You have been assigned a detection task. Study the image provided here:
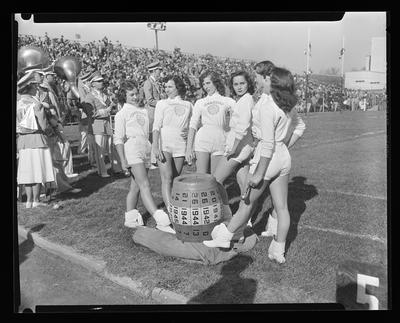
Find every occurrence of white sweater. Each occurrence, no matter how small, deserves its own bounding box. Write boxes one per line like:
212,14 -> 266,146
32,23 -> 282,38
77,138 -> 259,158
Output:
255,93 -> 306,158
189,92 -> 236,130
152,96 -> 192,133
113,103 -> 149,145
228,93 -> 254,140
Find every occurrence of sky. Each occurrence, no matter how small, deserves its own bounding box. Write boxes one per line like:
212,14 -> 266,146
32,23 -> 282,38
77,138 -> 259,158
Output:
14,12 -> 387,75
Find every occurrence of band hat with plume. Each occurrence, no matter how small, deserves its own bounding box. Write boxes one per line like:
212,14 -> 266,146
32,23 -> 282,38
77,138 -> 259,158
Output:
17,70 -> 39,90
22,63 -> 46,75
90,71 -> 104,83
42,64 -> 56,76
146,60 -> 161,71
80,71 -> 94,82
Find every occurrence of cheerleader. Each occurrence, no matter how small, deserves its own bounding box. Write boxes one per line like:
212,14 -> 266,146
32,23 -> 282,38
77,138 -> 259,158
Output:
16,70 -> 55,208
185,71 -> 235,175
152,76 -> 192,208
204,67 -> 306,264
113,80 -> 175,234
213,70 -> 255,196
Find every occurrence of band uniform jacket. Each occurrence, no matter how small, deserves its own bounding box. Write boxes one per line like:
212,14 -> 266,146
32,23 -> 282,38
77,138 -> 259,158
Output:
143,77 -> 162,109
82,89 -> 112,136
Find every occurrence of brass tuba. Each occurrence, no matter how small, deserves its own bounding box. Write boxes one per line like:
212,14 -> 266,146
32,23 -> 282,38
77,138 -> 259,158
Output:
54,56 -> 82,99
17,45 -> 51,75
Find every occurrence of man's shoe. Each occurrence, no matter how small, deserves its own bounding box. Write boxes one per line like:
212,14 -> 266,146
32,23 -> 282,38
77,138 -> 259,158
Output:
32,201 -> 48,208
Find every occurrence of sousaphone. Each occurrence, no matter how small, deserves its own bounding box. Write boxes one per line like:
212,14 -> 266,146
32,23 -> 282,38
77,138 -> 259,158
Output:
54,56 -> 82,99
17,45 -> 51,75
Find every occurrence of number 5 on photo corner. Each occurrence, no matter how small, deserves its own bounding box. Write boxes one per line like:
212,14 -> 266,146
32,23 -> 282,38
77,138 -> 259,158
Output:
336,260 -> 388,310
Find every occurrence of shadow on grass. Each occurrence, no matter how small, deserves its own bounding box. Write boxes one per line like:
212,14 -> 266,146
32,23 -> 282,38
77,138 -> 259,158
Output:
187,254 -> 257,304
286,176 -> 318,248
231,176 -> 318,251
48,171 -> 126,203
19,223 -> 46,265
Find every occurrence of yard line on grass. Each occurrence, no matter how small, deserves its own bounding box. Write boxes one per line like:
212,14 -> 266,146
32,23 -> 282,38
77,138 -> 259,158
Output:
295,130 -> 386,150
299,224 -> 387,244
318,188 -> 386,201
289,185 -> 387,201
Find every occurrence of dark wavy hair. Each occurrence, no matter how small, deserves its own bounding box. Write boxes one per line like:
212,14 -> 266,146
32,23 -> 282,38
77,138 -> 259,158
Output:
254,60 -> 275,78
199,70 -> 226,96
229,70 -> 255,97
116,80 -> 139,105
165,75 -> 187,98
269,67 -> 298,113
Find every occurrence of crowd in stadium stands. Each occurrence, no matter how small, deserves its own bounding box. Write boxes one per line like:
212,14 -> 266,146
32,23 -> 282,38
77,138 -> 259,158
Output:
18,34 -> 387,124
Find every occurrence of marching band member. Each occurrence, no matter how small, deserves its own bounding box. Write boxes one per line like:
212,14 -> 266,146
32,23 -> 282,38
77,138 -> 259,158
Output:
41,67 -> 77,178
143,61 -> 164,135
76,70 -> 95,162
82,71 -> 122,177
17,70 -> 55,208
213,70 -> 256,196
204,68 -> 306,265
37,69 -> 82,195
152,75 -> 193,208
114,80 -> 175,234
185,70 -> 235,175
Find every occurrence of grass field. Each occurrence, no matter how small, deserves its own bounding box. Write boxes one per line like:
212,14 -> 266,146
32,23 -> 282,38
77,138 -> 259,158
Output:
16,110 -> 388,308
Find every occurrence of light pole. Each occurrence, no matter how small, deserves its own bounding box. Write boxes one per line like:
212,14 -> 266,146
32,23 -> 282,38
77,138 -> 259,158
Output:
147,22 -> 166,51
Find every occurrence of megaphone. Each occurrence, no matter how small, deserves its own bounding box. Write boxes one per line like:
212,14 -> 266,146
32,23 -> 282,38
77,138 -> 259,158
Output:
54,56 -> 82,99
17,46 -> 51,75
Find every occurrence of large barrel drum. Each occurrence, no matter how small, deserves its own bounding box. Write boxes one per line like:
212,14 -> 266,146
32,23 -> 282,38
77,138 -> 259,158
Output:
169,173 -> 223,242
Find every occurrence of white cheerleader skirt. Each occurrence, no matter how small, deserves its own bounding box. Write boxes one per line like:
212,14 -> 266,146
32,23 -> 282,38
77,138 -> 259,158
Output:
194,124 -> 226,156
124,136 -> 152,168
17,147 -> 55,184
160,126 -> 186,158
249,141 -> 291,180
225,130 -> 255,163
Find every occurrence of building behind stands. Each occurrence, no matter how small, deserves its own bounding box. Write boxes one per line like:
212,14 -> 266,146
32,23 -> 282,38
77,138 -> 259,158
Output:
345,37 -> 386,91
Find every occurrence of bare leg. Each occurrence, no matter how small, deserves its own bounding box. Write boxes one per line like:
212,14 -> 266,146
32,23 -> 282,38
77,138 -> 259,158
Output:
130,163 -> 158,215
32,183 -> 42,202
236,164 -> 250,196
157,151 -> 174,208
172,156 -> 185,176
269,174 -> 290,242
24,184 -> 33,202
195,151 -> 210,174
213,155 -> 240,185
210,154 -> 223,176
227,180 -> 270,233
126,175 -> 140,211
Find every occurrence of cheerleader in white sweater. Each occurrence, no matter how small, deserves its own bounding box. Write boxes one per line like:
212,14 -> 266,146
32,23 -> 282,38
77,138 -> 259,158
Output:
204,68 -> 306,264
152,76 -> 193,208
185,71 -> 235,175
114,80 -> 175,234
214,70 -> 256,195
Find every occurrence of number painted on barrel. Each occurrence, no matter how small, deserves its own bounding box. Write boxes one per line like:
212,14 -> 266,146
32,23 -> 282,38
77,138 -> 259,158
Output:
356,273 -> 379,310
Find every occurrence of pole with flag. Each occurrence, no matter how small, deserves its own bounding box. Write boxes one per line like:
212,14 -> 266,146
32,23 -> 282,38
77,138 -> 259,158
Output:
339,36 -> 345,99
305,28 -> 311,114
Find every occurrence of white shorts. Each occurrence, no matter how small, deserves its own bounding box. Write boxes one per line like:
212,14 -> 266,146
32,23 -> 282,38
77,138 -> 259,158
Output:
249,142 -> 291,180
194,125 -> 226,156
225,131 -> 255,163
124,136 -> 152,168
160,127 -> 186,158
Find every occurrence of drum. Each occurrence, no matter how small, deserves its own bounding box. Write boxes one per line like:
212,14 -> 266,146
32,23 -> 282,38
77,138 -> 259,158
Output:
169,173 -> 223,242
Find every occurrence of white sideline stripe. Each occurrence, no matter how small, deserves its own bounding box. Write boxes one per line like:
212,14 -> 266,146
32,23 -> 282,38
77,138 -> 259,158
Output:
297,130 -> 386,149
299,224 -> 387,244
311,188 -> 386,201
